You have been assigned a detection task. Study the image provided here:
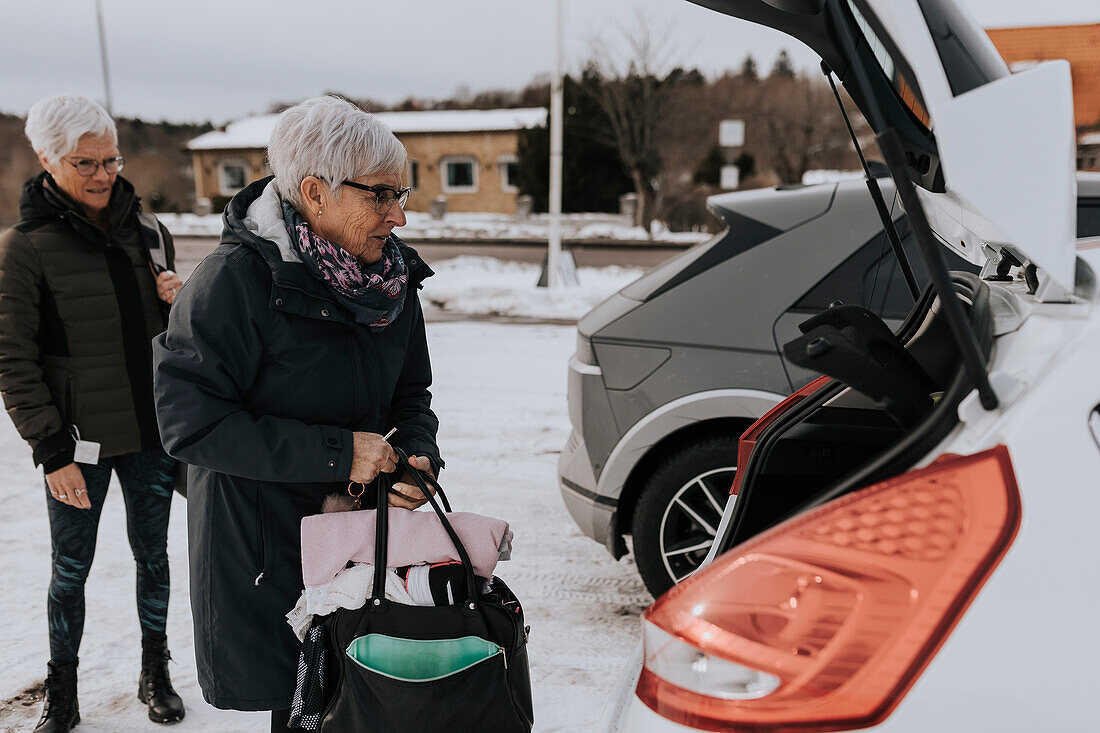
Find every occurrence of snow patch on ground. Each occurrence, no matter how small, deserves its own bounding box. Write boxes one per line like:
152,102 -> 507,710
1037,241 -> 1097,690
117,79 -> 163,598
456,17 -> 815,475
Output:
157,210 -> 712,244
421,256 -> 643,321
0,322 -> 648,732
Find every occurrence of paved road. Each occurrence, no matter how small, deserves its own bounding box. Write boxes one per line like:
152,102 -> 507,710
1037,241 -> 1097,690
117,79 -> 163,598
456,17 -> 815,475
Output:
173,236 -> 692,280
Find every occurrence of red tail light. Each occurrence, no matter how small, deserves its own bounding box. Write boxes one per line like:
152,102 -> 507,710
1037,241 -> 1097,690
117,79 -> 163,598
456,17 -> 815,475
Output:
730,376 -> 832,496
638,445 -> 1022,732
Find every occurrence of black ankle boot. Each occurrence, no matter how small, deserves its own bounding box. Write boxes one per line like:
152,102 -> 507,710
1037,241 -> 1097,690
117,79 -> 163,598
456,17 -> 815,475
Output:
35,659 -> 80,732
138,636 -> 185,724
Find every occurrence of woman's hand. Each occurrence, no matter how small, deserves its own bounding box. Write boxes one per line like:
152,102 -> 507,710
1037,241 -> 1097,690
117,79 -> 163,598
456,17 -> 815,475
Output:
46,463 -> 91,510
155,270 -> 184,305
389,455 -> 435,510
349,432 -> 398,483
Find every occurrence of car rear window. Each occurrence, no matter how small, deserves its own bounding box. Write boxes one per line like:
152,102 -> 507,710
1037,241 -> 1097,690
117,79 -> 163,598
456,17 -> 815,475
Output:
792,217 -> 977,319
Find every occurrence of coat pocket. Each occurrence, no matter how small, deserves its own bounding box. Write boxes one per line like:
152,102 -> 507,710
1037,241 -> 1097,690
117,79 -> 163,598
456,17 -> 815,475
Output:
323,638 -> 526,733
344,634 -> 504,682
40,357 -> 73,424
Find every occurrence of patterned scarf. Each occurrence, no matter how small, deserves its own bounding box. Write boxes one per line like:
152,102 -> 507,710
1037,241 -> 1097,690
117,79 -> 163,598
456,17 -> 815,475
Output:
282,201 -> 407,331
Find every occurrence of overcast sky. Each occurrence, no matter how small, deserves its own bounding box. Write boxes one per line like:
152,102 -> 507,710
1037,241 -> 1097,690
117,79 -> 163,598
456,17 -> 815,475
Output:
1,0 -> 1096,123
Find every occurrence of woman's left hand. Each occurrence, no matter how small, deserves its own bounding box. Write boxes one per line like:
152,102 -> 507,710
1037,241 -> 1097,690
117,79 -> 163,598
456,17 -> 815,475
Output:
155,270 -> 184,304
389,455 -> 435,510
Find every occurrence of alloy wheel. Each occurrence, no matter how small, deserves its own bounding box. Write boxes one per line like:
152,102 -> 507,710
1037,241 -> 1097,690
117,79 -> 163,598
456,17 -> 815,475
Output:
657,466 -> 737,585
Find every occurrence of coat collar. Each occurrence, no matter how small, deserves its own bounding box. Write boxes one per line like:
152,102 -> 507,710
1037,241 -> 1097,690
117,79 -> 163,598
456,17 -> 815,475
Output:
18,172 -> 138,240
222,176 -> 434,324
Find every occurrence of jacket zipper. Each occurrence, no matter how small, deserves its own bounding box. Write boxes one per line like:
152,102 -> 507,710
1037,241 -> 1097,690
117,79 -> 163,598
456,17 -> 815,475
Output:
254,490 -> 267,585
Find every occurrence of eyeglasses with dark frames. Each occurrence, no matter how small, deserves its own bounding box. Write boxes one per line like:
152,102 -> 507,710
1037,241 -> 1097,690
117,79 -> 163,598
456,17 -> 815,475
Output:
341,180 -> 411,214
63,156 -> 125,177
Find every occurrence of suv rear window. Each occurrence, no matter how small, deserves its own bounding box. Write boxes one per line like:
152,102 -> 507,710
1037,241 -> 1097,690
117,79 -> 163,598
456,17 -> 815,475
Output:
792,218 -> 977,319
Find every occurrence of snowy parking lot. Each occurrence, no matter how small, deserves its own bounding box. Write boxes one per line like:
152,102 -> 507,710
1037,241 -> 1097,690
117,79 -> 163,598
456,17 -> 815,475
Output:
0,260 -> 652,732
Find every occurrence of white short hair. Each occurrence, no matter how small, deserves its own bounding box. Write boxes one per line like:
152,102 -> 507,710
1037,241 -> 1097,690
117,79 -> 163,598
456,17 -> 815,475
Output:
268,96 -> 407,210
24,94 -> 117,163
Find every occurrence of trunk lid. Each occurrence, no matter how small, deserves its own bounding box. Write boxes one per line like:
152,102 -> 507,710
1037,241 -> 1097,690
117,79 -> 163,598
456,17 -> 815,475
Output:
688,0 -> 1078,290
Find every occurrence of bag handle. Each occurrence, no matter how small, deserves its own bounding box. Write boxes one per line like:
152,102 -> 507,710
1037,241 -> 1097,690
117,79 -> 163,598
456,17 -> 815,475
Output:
371,473 -> 392,601
370,448 -> 479,605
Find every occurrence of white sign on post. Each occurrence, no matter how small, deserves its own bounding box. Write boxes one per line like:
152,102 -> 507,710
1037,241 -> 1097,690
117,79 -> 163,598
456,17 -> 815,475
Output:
719,119 -> 745,148
720,165 -> 740,190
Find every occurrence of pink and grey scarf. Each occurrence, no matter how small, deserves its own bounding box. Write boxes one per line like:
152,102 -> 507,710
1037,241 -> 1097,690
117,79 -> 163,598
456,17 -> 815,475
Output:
282,201 -> 408,331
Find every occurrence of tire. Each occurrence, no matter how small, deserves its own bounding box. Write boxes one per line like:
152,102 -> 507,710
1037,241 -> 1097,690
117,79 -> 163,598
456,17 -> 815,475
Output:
632,435 -> 740,598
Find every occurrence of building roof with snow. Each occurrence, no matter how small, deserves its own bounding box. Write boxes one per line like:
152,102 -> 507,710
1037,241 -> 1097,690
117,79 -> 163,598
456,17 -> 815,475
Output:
187,107 -> 548,150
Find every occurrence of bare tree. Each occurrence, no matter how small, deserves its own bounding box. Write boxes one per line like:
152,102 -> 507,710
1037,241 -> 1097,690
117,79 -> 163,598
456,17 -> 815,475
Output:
751,74 -> 856,183
578,15 -> 682,233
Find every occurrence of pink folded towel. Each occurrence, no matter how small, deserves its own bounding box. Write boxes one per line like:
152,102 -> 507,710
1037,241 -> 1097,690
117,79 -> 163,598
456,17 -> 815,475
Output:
300,508 -> 510,588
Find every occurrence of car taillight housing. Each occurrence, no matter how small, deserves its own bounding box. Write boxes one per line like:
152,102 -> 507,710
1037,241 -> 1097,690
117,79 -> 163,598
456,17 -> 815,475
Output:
638,445 -> 1022,732
730,376 -> 832,496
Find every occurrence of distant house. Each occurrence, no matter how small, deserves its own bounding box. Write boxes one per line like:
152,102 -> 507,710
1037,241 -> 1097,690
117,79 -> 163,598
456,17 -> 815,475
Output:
186,107 -> 547,213
986,23 -> 1100,170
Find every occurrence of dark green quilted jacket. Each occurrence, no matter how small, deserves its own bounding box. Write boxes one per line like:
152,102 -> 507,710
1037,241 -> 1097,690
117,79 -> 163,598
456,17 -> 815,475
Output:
0,173 -> 173,472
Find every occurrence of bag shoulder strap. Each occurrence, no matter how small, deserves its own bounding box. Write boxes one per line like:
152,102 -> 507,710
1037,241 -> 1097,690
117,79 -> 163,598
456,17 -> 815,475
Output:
135,212 -> 169,272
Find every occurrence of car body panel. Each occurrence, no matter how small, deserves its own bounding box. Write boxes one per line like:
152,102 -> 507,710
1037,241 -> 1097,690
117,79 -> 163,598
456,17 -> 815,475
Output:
595,388 -> 785,499
705,181 -> 838,232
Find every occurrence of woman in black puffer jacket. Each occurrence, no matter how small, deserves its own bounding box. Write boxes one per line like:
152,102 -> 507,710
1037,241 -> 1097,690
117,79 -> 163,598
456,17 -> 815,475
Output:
0,93 -> 186,732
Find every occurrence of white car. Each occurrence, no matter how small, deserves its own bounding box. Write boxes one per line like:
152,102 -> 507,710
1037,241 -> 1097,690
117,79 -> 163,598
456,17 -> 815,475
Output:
604,0 -> 1100,731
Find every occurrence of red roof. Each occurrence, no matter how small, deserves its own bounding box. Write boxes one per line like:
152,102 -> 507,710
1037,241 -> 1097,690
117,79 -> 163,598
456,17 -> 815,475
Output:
986,23 -> 1100,128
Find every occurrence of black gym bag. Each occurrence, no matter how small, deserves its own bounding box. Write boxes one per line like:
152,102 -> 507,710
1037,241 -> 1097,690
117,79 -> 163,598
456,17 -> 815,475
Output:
317,448 -> 533,732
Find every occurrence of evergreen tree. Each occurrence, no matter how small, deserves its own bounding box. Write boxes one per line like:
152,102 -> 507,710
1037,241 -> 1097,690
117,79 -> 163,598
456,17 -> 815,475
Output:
740,54 -> 759,82
515,75 -> 633,213
770,49 -> 796,78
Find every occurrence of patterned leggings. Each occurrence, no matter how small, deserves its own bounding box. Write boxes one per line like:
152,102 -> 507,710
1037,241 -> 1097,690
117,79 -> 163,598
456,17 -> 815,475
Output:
44,449 -> 176,663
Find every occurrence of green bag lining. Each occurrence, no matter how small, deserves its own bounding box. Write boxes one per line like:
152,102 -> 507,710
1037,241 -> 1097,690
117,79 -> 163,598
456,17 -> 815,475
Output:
345,634 -> 502,682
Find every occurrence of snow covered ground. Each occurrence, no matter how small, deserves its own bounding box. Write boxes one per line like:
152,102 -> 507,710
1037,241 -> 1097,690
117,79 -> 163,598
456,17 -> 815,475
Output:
421,256 -> 644,322
158,210 -> 712,244
0,271 -> 652,731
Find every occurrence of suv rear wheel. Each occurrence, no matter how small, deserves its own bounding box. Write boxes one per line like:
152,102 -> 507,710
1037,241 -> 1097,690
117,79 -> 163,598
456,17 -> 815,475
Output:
632,436 -> 740,597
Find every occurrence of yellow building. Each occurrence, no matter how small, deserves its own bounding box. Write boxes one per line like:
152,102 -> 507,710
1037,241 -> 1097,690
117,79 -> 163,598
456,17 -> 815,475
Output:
186,107 -> 547,214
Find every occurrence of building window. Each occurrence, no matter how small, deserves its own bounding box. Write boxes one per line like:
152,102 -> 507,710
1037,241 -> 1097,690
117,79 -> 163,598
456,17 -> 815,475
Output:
217,158 -> 249,195
409,160 -> 420,190
441,156 -> 478,193
498,154 -> 519,193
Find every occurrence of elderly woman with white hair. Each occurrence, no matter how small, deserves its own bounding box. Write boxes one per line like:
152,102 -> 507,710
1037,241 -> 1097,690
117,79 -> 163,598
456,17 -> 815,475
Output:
151,95 -> 443,729
0,94 -> 186,731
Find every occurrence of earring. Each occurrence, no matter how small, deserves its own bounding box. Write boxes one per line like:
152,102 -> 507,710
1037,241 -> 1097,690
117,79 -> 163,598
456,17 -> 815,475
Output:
317,209 -> 323,216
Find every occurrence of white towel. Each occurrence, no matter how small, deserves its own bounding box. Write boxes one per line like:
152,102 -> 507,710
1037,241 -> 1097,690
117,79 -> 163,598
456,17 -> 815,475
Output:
286,563 -> 417,641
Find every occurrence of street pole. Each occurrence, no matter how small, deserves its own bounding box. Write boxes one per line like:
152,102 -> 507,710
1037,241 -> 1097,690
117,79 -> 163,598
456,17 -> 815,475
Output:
547,0 -> 564,288
95,0 -> 114,115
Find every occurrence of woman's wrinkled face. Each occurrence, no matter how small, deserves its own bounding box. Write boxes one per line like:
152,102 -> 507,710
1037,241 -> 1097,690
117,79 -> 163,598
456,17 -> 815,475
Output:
40,132 -> 119,220
315,171 -> 407,265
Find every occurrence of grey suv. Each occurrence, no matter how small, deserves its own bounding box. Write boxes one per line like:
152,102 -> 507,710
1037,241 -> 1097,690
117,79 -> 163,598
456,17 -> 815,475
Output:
559,174 -> 1100,597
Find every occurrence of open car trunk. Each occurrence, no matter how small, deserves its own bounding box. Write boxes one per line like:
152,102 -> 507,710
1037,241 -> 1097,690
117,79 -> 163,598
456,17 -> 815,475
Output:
718,271 -> 993,553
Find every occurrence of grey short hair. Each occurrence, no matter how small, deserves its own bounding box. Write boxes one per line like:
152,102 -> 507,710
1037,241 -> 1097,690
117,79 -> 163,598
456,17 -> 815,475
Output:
268,96 -> 407,210
24,94 -> 117,163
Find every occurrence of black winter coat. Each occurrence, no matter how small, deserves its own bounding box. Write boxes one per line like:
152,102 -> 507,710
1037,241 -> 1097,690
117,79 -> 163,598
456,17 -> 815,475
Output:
151,178 -> 442,710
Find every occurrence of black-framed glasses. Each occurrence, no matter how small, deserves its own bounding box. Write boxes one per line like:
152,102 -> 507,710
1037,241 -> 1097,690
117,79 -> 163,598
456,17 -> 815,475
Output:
63,156 -> 125,177
341,180 -> 411,214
